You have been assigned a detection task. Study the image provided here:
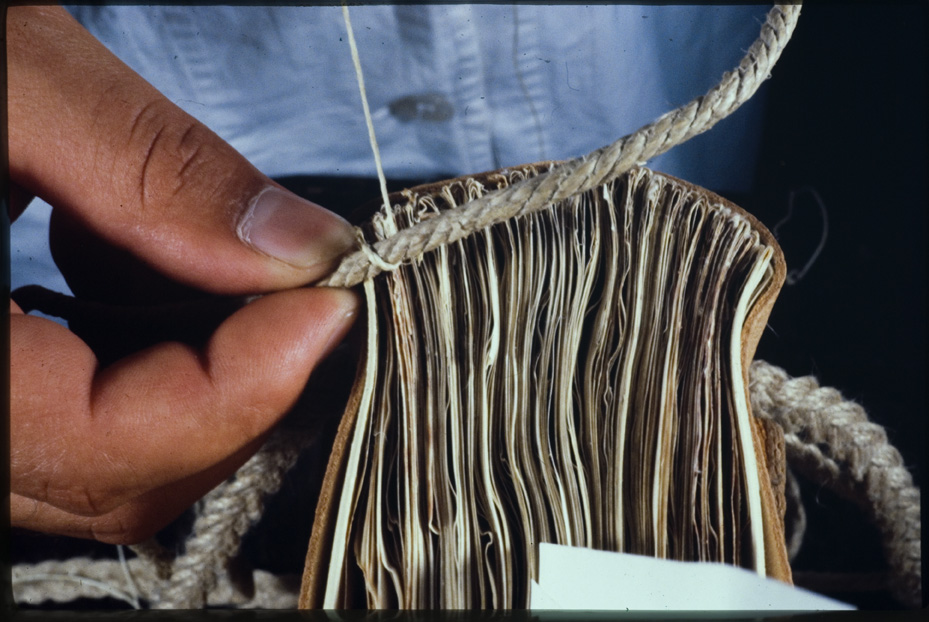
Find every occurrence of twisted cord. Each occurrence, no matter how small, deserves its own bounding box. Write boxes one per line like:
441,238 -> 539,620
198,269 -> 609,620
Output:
12,558 -> 299,608
320,4 -> 802,287
749,360 -> 922,608
128,538 -> 174,581
13,558 -> 152,608
150,427 -> 315,608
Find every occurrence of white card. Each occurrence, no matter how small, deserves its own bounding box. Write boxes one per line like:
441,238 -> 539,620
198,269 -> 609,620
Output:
531,543 -> 854,612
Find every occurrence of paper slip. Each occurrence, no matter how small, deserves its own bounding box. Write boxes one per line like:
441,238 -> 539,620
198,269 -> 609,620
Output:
531,543 -> 854,612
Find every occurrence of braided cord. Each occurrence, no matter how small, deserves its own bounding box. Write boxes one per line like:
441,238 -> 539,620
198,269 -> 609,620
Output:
321,4 -> 802,287
12,558 -> 299,609
12,427 -> 314,609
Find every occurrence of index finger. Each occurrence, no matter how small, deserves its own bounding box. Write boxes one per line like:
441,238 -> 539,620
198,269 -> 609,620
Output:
10,287 -> 358,518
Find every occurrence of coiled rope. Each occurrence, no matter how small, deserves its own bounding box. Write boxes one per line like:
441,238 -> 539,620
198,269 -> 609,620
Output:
749,361 -> 922,608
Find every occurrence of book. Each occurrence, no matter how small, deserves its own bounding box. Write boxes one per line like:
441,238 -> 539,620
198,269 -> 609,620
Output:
299,164 -> 791,609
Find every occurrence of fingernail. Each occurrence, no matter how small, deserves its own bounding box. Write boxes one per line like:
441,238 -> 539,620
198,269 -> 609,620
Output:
237,186 -> 355,271
321,289 -> 361,355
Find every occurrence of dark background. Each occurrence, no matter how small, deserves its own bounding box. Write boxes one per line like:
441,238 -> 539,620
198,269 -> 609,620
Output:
731,2 -> 926,608
9,1 -> 927,612
748,3 -> 926,486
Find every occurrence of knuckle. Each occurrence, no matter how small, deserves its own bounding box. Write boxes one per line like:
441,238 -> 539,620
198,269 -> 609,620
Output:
46,481 -> 118,518
90,510 -> 155,545
120,98 -> 218,214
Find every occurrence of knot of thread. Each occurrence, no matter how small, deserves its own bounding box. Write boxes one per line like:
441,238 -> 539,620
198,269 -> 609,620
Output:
749,360 -> 922,608
354,227 -> 402,273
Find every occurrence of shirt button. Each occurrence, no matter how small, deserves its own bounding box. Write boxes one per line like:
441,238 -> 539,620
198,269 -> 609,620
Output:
388,93 -> 454,122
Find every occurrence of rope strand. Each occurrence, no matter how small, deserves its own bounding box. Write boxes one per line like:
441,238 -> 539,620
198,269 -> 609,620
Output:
749,360 -> 922,608
320,4 -> 802,287
152,427 -> 316,608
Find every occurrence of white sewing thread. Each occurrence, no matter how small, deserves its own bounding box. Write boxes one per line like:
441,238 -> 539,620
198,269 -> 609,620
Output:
342,2 -> 392,217
355,227 -> 401,272
117,545 -> 142,609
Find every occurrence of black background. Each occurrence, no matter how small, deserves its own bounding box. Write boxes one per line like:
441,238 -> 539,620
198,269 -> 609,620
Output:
732,2 -> 926,608
748,2 -> 926,490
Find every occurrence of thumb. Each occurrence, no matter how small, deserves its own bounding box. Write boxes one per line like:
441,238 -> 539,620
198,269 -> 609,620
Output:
7,6 -> 355,294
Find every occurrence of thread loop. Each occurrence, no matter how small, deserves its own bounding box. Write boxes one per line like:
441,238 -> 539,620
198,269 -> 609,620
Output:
354,227 -> 402,274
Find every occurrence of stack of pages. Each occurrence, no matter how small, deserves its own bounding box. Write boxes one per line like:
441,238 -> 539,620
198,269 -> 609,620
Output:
300,165 -> 793,609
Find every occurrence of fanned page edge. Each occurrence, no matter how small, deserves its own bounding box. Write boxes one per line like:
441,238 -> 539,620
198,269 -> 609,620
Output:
298,165 -> 790,608
659,174 -> 791,584
298,281 -> 377,608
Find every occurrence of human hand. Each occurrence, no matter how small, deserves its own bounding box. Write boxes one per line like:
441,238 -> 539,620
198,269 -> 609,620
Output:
8,6 -> 359,544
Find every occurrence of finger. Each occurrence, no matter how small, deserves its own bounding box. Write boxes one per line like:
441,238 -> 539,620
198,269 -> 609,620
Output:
11,287 -> 359,517
49,207 -> 212,305
7,6 -> 355,294
10,434 -> 266,544
11,492 -> 182,545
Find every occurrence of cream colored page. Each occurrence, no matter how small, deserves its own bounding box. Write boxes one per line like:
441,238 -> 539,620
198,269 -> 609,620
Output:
327,169 -> 778,607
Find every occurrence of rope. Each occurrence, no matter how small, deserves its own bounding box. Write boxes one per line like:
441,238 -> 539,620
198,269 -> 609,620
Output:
150,426 -> 316,608
320,3 -> 802,287
12,558 -> 299,608
13,559 -> 148,608
749,360 -> 922,608
128,538 -> 174,581
12,425 -> 313,609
